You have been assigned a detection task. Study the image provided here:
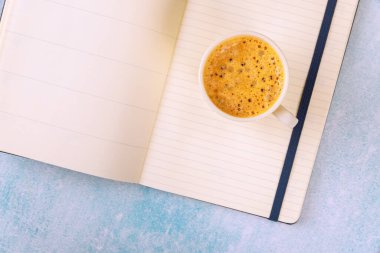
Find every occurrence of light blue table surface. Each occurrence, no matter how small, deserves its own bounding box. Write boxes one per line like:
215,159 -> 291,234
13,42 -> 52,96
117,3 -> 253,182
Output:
1,0 -> 379,252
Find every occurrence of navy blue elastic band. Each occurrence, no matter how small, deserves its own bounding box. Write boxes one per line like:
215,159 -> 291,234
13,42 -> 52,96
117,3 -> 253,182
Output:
269,0 -> 338,222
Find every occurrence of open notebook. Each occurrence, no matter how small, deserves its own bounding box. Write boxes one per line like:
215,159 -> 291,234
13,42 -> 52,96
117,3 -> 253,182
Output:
0,0 -> 358,223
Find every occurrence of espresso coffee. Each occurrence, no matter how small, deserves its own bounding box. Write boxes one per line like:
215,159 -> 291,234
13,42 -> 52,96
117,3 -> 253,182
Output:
203,35 -> 285,118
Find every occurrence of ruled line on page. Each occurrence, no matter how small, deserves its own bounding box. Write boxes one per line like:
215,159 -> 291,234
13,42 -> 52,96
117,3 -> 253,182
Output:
156,111 -> 324,152
185,3 -> 322,36
153,118 -> 315,170
143,170 -> 303,214
4,31 -> 166,75
176,29 -> 314,54
272,0 -> 357,11
157,107 -> 293,142
149,139 -> 283,174
0,110 -> 147,149
151,133 -> 296,169
45,0 -> 177,38
228,0 -> 354,23
160,100 -> 324,144
162,81 -> 333,123
154,122 -> 288,156
141,175 -> 272,215
158,99 -> 324,140
146,155 -> 278,191
143,169 -> 274,207
148,146 -> 312,200
186,2 -> 350,38
151,146 -> 314,194
206,0 -> 326,24
146,164 -> 305,213
147,148 -> 278,184
173,31 -> 345,66
155,115 -> 304,151
154,117 -> 320,159
179,16 -> 321,47
205,0 -> 349,30
0,69 -> 158,113
177,20 -> 351,52
145,162 -> 275,200
153,121 -> 318,161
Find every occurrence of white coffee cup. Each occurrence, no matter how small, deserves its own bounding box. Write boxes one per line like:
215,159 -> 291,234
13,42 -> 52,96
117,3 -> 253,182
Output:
199,31 -> 298,128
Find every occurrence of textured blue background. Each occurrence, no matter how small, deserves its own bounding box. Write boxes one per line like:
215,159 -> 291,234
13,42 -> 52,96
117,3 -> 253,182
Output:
1,0 -> 380,252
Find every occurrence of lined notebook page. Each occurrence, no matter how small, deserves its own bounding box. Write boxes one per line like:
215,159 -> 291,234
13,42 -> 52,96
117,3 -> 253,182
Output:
0,0 -> 186,182
141,0 -> 358,222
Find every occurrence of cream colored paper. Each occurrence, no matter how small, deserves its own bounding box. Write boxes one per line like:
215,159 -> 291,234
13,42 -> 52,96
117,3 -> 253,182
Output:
141,0 -> 359,223
0,0 -> 187,182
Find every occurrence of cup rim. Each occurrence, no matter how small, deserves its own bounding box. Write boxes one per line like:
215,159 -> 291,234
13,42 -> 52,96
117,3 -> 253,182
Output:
198,31 -> 289,122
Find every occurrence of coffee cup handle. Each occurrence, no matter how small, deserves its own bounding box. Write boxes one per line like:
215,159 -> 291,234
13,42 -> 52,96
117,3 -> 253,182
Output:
273,105 -> 298,128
